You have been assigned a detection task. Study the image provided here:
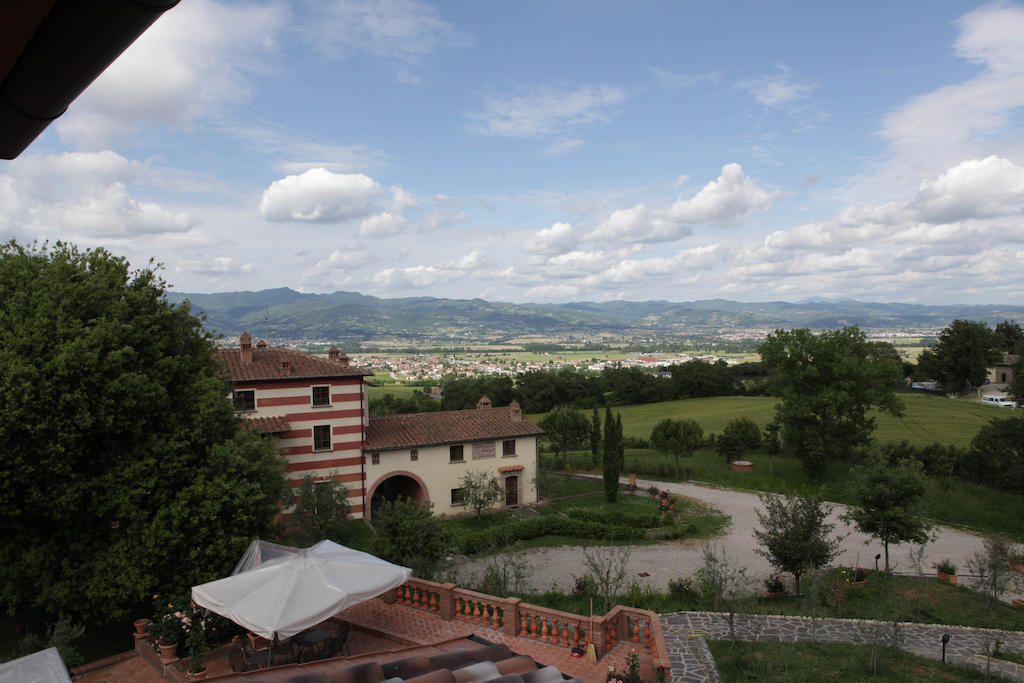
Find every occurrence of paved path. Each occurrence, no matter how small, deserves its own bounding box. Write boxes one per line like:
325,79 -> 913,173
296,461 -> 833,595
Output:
456,476 -> 1015,598
661,611 -> 1024,682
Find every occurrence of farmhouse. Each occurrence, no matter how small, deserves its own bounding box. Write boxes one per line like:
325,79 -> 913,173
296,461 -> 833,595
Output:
216,334 -> 542,519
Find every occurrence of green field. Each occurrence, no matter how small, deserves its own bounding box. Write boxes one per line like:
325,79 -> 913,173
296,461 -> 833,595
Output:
529,395 -> 1022,539
367,383 -> 422,400
530,393 -> 1004,449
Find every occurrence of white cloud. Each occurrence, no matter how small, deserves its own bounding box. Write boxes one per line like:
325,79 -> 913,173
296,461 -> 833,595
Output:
259,169 -> 384,223
58,0 -> 286,148
373,265 -> 446,289
877,5 -> 1024,182
524,222 -> 577,255
543,139 -> 585,156
175,256 -> 254,277
468,83 -> 626,138
359,211 -> 407,237
909,155 -> 1024,224
588,164 -> 774,243
523,284 -> 580,300
663,163 -> 776,227
298,0 -> 467,69
449,249 -> 483,269
737,65 -> 812,107
34,183 -> 198,237
955,4 -> 1024,74
0,151 -> 199,240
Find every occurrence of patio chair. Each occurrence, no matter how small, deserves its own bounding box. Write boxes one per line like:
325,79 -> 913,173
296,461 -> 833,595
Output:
332,621 -> 350,657
229,646 -> 259,673
269,637 -> 298,666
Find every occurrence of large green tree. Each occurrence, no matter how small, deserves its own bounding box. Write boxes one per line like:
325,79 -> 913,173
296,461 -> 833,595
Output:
758,327 -> 904,478
843,456 -> 931,570
0,242 -> 287,624
916,319 -> 1001,393
965,416 -> 1024,492
538,405 -> 590,469
650,418 -> 703,479
753,493 -> 843,597
371,497 -> 451,579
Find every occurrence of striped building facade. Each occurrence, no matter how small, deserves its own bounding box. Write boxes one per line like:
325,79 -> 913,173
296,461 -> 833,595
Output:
216,332 -> 372,517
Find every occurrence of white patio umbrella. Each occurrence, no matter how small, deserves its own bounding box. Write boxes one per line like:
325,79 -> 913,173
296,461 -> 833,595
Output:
191,540 -> 411,640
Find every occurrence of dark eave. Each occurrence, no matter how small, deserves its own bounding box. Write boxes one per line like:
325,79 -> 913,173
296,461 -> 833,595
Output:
0,0 -> 179,160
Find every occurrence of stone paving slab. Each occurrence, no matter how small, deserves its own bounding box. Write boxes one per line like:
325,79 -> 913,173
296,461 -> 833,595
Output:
661,611 -> 1024,682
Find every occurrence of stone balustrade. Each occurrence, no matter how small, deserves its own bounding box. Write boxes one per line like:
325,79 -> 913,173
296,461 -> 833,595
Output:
392,577 -> 670,671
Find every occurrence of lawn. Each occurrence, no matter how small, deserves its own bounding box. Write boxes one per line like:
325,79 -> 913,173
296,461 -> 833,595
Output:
707,641 -> 989,682
529,393 -> 1002,449
367,383 -> 424,400
441,476 -> 728,555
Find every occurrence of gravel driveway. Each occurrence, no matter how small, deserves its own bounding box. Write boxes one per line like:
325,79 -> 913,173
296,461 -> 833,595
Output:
453,476 -> 995,595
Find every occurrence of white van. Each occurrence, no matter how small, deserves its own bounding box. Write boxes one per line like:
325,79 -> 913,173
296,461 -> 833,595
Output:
981,395 -> 1016,407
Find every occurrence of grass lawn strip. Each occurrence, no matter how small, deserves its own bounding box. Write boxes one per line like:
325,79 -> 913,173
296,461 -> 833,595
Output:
707,640 -> 990,682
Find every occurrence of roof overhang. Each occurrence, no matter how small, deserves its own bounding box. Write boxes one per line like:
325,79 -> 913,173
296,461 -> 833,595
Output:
0,0 -> 180,159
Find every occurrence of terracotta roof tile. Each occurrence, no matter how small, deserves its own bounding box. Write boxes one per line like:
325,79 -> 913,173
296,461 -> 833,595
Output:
216,344 -> 371,383
498,464 -> 524,472
241,415 -> 291,434
365,405 -> 543,451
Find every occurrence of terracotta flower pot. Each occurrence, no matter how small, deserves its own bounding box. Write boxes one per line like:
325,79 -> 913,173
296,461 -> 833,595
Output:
159,643 -> 179,660
187,668 -> 208,680
763,591 -> 785,598
133,618 -> 150,636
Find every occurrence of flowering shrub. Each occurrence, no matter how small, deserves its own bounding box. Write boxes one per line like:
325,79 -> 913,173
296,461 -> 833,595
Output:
656,496 -> 676,513
606,649 -> 642,683
763,574 -> 784,593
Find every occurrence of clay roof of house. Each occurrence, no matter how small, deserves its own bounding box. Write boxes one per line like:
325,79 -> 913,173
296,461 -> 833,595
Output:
240,415 -> 291,434
365,403 -> 543,451
215,344 -> 371,383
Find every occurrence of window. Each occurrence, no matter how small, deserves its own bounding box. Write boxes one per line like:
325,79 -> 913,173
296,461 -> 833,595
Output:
410,449 -> 418,462
371,452 -> 380,465
313,425 -> 331,451
503,439 -> 516,457
312,385 -> 330,407
232,390 -> 255,412
449,445 -> 464,463
451,488 -> 465,506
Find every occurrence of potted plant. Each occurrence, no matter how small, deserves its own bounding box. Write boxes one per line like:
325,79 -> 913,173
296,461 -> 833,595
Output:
186,617 -> 208,680
849,567 -> 868,587
153,608 -> 187,659
763,574 -> 785,597
937,559 -> 958,584
133,617 -> 150,637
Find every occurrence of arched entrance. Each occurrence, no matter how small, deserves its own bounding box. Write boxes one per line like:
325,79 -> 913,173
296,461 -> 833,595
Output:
368,472 -> 427,520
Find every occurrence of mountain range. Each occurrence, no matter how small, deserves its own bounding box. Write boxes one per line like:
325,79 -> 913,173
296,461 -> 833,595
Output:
165,288 -> 1024,342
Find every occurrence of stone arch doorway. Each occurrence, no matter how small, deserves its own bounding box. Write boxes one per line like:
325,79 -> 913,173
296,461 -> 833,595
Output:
367,472 -> 427,520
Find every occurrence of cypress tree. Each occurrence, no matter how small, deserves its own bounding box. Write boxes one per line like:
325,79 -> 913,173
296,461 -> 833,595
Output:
602,407 -> 620,502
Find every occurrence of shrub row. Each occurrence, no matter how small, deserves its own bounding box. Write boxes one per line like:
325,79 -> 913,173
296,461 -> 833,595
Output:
563,506 -> 663,528
454,515 -> 647,555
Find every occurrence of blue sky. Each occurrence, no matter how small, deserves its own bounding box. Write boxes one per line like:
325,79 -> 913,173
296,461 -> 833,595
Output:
3,0 -> 1024,305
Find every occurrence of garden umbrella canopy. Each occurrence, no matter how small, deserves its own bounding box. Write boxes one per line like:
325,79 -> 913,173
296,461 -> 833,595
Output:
0,647 -> 71,683
191,540 -> 411,640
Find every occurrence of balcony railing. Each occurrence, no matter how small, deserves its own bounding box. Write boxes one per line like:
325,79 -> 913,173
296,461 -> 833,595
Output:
392,577 -> 669,670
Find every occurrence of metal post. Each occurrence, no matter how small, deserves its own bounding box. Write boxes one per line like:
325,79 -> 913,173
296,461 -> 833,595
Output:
942,633 -> 950,663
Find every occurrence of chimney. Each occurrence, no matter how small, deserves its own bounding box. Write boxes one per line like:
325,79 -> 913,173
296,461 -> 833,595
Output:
240,332 -> 253,364
477,396 -> 492,409
281,359 -> 291,373
328,345 -> 340,361
338,353 -> 349,367
256,339 -> 267,349
509,400 -> 522,420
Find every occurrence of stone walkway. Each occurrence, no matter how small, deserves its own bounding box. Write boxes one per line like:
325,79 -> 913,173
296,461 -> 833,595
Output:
661,611 -> 1024,682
